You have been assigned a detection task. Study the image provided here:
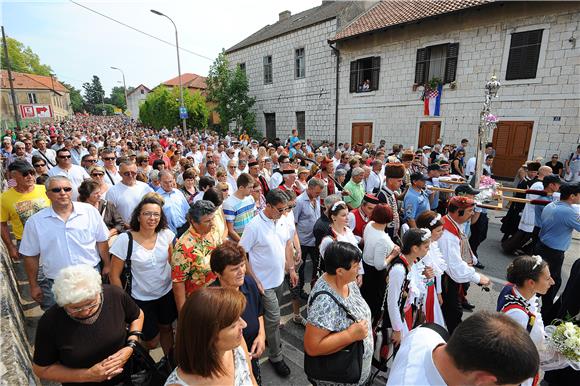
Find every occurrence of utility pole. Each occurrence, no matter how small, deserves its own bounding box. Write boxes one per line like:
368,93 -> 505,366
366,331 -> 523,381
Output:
1,26 -> 21,131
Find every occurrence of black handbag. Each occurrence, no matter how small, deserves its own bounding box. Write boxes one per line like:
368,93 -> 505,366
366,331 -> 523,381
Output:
123,340 -> 172,386
121,232 -> 133,295
304,290 -> 364,384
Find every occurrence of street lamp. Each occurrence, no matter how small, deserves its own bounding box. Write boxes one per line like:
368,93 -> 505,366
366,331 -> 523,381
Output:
150,9 -> 187,131
110,66 -> 129,115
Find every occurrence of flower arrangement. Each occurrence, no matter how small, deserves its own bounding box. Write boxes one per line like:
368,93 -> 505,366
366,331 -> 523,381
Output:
546,322 -> 580,366
479,175 -> 497,190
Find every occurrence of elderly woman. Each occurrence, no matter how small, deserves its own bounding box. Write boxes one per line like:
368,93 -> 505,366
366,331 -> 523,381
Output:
33,264 -> 144,385
78,179 -> 127,240
166,287 -> 257,385
109,196 -> 177,357
171,200 -> 221,312
210,241 -> 266,383
304,241 -> 372,386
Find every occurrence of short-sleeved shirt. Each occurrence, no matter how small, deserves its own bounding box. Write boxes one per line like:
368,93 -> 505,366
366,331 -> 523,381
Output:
403,188 -> 430,221
156,188 -> 190,234
105,181 -> 154,223
19,202 -> 109,279
223,194 -> 256,236
239,211 -> 291,290
307,277 -> 373,385
293,191 -> 321,247
33,285 -> 140,386
539,201 -> 580,251
343,180 -> 365,209
47,165 -> 90,201
0,185 -> 50,240
110,229 -> 174,301
171,227 -> 220,296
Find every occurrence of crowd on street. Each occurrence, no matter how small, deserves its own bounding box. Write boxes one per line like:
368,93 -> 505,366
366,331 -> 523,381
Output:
1,115 -> 579,386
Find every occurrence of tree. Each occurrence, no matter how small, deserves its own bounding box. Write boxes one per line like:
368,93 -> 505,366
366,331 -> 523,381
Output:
82,76 -> 106,114
109,86 -> 127,110
139,86 -> 209,130
61,81 -> 85,113
206,50 -> 256,136
1,36 -> 53,76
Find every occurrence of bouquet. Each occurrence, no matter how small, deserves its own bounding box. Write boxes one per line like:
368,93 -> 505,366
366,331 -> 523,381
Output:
541,321 -> 580,370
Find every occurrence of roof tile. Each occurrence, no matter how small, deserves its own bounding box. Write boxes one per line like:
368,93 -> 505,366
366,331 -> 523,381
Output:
0,70 -> 68,93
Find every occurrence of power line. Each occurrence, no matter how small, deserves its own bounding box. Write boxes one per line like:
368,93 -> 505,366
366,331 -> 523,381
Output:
69,0 -> 213,61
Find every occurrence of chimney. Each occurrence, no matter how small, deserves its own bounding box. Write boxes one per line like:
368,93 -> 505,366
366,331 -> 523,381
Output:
279,10 -> 291,21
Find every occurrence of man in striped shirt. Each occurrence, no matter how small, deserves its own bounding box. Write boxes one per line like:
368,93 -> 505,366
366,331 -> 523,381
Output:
223,173 -> 256,241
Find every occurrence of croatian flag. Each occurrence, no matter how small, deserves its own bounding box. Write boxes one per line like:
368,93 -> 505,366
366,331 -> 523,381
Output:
424,84 -> 442,116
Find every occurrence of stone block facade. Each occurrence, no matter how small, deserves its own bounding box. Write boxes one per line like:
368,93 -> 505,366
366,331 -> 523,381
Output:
226,18 -> 339,142
336,1 -> 579,161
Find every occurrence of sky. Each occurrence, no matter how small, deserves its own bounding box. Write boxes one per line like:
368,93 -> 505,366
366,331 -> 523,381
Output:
1,0 -> 321,93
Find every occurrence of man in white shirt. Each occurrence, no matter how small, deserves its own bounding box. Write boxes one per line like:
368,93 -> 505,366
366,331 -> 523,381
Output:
157,171 -> 190,237
226,159 -> 239,193
439,196 -> 490,333
32,137 -> 57,169
69,138 -> 88,165
239,189 -> 297,378
366,159 -> 383,194
19,176 -> 110,310
465,156 -> 477,181
106,161 -> 153,223
388,311 -> 539,386
48,148 -> 90,201
100,148 -> 122,186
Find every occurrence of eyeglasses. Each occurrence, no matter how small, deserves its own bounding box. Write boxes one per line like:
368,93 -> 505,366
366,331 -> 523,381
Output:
67,294 -> 102,314
50,187 -> 73,193
286,204 -> 296,210
103,157 -> 116,161
33,163 -> 46,168
141,211 -> 161,218
552,157 -> 558,159
122,171 -> 137,177
58,155 -> 71,159
271,205 -> 287,213
221,188 -> 229,192
91,172 -> 104,177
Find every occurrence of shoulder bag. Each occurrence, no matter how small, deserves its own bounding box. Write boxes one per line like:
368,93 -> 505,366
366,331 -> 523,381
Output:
121,231 -> 133,295
304,290 -> 364,384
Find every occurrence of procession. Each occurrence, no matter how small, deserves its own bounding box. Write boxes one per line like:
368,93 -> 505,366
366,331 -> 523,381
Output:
1,1 -> 580,386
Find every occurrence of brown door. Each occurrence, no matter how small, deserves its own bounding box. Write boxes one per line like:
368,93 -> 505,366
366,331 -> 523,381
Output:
351,122 -> 373,145
418,121 -> 441,148
492,121 -> 533,178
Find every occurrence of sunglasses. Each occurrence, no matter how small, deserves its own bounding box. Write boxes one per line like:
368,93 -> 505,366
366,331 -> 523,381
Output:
221,188 -> 229,192
58,155 -> 71,159
50,187 -> 73,193
103,157 -> 116,161
18,170 -> 35,177
85,159 -> 97,163
91,172 -> 104,177
33,163 -> 46,168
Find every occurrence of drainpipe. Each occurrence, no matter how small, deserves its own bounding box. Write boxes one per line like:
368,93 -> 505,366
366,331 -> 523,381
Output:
328,40 -> 340,147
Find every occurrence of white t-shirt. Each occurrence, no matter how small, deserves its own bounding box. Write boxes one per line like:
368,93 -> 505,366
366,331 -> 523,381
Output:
105,181 -> 154,222
110,229 -> 174,301
387,326 -> 446,385
362,222 -> 395,270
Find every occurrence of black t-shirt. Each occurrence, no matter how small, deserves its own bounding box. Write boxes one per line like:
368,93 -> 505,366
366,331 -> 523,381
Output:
545,160 -> 564,176
33,285 -> 141,386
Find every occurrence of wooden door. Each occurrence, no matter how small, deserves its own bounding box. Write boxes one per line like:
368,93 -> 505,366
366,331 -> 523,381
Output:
264,113 -> 276,140
492,121 -> 533,178
351,122 -> 373,145
418,121 -> 441,148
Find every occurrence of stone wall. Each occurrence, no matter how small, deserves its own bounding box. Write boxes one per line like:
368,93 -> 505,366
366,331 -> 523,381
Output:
335,1 -> 580,159
0,240 -> 39,385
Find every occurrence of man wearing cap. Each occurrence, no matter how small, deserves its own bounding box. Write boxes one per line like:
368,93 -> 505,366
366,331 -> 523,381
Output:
279,169 -> 300,195
439,196 -> 491,333
343,167 -> 366,209
421,146 -> 432,167
348,193 -> 378,238
403,172 -> 431,228
378,163 -> 404,240
1,160 -> 50,262
537,182 -> 580,321
501,161 -> 541,240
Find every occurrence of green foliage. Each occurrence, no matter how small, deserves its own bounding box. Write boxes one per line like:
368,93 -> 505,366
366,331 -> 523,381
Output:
109,86 -> 127,110
139,86 -> 209,130
82,76 -> 106,114
1,36 -> 53,75
427,77 -> 443,90
206,50 -> 256,136
61,81 -> 85,113
94,103 -> 116,116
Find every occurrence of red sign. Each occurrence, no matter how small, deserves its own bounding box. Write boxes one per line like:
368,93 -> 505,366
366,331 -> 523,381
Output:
19,104 -> 53,118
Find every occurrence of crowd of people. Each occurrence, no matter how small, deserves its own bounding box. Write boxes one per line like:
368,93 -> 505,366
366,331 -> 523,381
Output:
1,115 -> 578,386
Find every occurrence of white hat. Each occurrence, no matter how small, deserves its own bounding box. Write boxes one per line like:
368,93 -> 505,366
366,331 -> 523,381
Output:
422,145 -> 431,150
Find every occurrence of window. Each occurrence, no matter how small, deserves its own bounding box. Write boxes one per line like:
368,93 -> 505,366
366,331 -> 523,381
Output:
27,92 -> 38,104
296,111 -> 305,138
264,113 -> 276,139
505,29 -> 543,80
349,56 -> 380,93
263,56 -> 272,84
295,48 -> 305,78
239,62 -> 246,76
414,43 -> 459,85
140,88 -> 145,94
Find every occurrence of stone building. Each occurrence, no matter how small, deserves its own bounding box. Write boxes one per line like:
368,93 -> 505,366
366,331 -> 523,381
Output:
225,1 -> 372,142
0,70 -> 71,125
126,84 -> 150,121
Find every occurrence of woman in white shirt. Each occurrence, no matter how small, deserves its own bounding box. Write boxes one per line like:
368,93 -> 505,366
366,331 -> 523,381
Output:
109,196 -> 177,357
497,255 -> 554,386
360,204 -> 400,324
319,201 -> 364,286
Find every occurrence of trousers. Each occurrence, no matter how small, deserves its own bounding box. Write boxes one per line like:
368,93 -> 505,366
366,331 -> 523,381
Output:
262,284 -> 284,363
441,273 -> 463,334
536,241 -> 565,322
